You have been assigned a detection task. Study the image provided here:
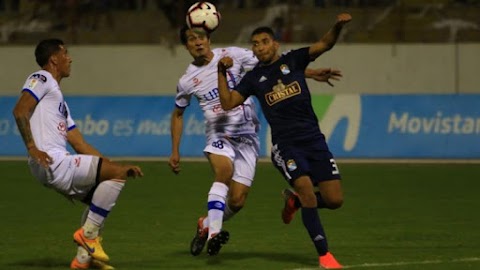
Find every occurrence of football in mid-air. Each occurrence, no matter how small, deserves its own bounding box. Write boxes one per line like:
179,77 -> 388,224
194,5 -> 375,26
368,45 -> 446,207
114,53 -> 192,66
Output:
186,1 -> 221,33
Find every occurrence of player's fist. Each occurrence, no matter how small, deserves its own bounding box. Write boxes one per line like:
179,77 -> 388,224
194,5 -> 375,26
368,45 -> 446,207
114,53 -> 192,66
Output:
126,166 -> 144,178
336,13 -> 352,25
218,56 -> 233,72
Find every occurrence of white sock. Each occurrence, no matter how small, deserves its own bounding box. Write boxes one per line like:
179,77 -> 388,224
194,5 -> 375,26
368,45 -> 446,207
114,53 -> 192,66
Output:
83,180 -> 124,239
207,182 -> 228,239
75,246 -> 91,264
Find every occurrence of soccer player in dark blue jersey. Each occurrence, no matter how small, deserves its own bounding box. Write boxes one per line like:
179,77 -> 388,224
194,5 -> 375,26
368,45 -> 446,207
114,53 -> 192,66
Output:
216,13 -> 352,269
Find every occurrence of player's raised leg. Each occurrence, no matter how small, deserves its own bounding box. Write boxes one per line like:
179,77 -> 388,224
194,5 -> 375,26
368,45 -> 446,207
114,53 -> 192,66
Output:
73,158 -> 141,262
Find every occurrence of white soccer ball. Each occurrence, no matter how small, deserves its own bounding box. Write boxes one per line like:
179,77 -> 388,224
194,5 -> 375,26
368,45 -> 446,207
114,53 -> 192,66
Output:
186,1 -> 221,33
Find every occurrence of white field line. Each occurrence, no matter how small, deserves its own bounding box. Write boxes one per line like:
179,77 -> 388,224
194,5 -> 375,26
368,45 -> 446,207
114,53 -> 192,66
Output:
291,257 -> 480,270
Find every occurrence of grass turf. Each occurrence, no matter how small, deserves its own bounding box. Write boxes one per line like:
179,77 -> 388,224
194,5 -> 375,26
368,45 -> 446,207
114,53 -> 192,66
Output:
0,161 -> 479,270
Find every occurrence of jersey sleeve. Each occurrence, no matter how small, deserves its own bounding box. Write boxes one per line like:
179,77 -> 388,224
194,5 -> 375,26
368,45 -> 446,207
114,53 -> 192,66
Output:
288,47 -> 312,71
21,73 -> 50,102
174,81 -> 192,109
64,101 -> 76,130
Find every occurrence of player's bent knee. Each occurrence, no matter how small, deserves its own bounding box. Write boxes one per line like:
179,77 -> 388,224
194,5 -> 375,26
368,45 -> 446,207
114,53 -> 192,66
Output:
326,197 -> 343,209
228,197 -> 245,212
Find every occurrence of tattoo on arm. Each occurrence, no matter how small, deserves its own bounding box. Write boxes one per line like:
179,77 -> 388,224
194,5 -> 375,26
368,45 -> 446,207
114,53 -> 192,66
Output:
15,116 -> 34,149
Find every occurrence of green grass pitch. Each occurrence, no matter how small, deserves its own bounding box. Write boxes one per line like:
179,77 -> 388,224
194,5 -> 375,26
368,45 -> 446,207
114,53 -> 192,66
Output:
0,161 -> 479,270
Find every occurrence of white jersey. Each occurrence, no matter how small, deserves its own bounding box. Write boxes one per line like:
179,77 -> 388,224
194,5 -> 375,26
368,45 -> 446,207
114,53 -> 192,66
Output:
22,70 -> 100,199
176,47 -> 260,138
22,70 -> 74,157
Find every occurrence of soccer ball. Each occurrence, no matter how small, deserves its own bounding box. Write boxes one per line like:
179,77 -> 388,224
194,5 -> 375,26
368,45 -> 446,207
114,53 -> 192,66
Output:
186,1 -> 221,33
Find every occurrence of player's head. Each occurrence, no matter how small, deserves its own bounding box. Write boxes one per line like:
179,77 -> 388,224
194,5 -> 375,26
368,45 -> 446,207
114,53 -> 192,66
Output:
35,38 -> 72,78
179,25 -> 212,60
250,26 -> 279,64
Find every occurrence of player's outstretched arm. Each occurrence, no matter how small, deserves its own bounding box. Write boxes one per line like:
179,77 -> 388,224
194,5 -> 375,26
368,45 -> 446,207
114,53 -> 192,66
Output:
169,107 -> 185,174
217,56 -> 246,111
309,13 -> 352,60
12,92 -> 52,167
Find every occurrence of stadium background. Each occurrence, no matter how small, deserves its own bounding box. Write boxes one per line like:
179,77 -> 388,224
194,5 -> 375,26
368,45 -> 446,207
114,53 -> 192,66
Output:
1,1 -> 479,160
1,2 -> 479,270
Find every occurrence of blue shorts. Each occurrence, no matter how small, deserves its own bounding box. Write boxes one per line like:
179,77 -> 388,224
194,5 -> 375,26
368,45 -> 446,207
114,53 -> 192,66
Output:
270,142 -> 341,186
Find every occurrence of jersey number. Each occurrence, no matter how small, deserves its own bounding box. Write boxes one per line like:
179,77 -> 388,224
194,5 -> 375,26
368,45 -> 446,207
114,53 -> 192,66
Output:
330,158 -> 340,175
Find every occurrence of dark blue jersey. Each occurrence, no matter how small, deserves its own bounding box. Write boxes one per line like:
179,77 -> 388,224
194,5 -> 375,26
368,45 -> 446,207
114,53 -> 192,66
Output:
235,47 -> 328,149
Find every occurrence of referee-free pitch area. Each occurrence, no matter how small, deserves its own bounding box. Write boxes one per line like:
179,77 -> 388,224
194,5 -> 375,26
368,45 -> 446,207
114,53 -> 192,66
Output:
1,161 -> 479,270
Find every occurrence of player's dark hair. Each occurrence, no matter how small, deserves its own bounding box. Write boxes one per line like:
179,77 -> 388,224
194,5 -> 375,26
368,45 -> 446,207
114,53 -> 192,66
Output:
179,25 -> 211,45
35,39 -> 64,67
251,26 -> 276,40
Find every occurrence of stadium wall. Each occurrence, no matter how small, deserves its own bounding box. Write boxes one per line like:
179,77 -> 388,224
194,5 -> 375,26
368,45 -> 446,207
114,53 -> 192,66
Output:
0,43 -> 479,95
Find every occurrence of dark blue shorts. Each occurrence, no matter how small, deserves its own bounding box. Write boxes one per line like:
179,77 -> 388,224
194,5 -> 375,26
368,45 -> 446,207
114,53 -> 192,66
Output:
270,142 -> 341,186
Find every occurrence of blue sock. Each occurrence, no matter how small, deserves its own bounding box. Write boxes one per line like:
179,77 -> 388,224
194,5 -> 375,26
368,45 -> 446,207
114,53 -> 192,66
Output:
301,207 -> 328,256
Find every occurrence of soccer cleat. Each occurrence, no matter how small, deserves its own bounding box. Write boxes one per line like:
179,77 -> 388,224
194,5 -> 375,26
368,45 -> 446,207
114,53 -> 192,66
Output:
207,230 -> 230,256
91,259 -> 115,270
70,257 -> 89,269
281,188 -> 300,224
70,257 -> 115,269
73,228 -> 110,262
70,257 -> 115,270
190,216 -> 208,256
319,252 -> 343,269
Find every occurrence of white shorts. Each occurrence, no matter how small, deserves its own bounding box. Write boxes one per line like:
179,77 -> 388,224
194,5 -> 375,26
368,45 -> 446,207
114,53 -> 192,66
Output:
204,134 -> 259,187
28,152 -> 100,201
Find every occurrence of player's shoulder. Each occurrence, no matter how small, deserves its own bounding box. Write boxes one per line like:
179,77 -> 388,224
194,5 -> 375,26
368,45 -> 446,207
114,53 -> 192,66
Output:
26,70 -> 51,83
282,47 -> 309,57
214,47 -> 252,57
177,66 -> 197,92
24,70 -> 55,92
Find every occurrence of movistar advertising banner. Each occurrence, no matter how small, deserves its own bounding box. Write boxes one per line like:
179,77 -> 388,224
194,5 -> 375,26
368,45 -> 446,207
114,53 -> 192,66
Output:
312,94 -> 480,158
1,95 -> 479,158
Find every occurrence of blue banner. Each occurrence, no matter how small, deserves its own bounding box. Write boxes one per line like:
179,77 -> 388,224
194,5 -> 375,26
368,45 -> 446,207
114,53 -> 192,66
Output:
1,94 -> 479,158
0,96 -> 269,158
320,94 -> 480,158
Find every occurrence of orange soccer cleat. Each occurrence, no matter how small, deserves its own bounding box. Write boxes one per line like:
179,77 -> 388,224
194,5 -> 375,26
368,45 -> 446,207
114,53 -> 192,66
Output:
73,228 -> 110,262
319,252 -> 343,269
281,188 -> 300,224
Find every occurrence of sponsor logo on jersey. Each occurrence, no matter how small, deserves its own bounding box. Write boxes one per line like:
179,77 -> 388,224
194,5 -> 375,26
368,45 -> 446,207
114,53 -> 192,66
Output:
280,64 -> 290,75
265,79 -> 301,106
286,159 -> 297,171
28,79 -> 38,89
74,157 -> 81,167
29,73 -> 47,83
192,77 -> 202,87
58,102 -> 68,118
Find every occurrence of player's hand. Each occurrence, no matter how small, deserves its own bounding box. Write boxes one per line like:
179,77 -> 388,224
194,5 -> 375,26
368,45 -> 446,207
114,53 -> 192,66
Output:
336,13 -> 352,25
218,57 -> 233,73
168,153 -> 181,174
29,147 -> 53,168
126,166 -> 144,178
308,68 -> 342,87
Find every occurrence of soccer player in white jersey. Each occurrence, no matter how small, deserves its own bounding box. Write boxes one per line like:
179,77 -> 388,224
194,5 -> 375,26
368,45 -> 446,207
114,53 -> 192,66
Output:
169,26 -> 342,256
12,39 -> 144,270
